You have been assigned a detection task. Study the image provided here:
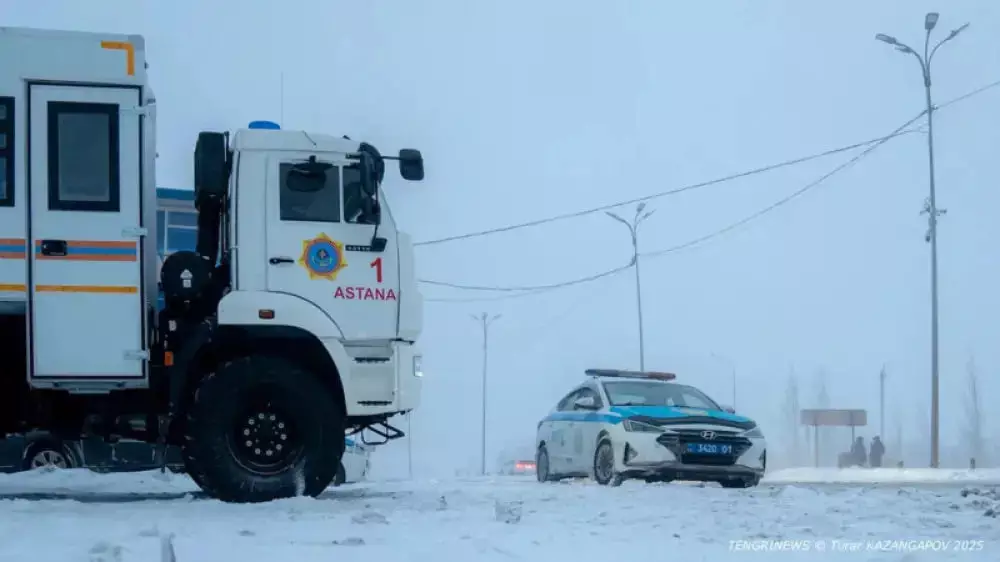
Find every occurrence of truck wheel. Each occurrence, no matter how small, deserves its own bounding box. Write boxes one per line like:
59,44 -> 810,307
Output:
333,463 -> 346,486
182,355 -> 345,503
22,438 -> 77,471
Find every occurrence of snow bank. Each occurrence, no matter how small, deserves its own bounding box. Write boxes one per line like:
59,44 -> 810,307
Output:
0,473 -> 996,560
0,467 -> 198,496
764,467 -> 1000,485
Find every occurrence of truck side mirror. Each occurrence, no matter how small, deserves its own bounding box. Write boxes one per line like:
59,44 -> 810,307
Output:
398,149 -> 424,181
721,405 -> 736,414
358,153 -> 378,197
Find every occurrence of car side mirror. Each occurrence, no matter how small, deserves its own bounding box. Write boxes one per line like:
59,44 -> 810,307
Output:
721,405 -> 736,414
573,396 -> 598,410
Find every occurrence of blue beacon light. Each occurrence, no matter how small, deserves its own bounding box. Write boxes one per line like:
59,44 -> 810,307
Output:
248,120 -> 280,130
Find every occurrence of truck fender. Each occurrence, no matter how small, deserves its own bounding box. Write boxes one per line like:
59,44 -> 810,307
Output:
217,290 -> 345,339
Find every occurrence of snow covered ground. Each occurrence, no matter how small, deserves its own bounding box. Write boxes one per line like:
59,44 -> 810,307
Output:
0,469 -> 996,561
765,467 -> 1000,486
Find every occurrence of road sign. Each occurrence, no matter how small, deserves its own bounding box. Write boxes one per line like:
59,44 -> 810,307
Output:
800,409 -> 867,427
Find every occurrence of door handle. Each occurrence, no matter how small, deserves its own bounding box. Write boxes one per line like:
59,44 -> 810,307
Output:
40,240 -> 68,257
269,256 -> 294,265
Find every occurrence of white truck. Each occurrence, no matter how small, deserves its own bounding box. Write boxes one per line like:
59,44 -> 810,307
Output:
0,26 -> 425,502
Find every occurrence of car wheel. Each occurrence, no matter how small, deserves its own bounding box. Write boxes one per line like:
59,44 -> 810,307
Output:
536,445 -> 553,483
593,440 -> 623,486
22,439 -> 76,471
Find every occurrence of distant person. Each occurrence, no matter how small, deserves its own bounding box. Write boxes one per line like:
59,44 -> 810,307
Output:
869,436 -> 885,468
851,436 -> 867,467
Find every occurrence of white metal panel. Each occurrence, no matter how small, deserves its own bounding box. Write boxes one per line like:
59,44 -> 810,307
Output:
28,84 -> 145,379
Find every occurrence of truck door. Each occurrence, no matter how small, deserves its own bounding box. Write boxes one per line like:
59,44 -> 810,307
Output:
265,156 -> 400,341
27,84 -> 145,380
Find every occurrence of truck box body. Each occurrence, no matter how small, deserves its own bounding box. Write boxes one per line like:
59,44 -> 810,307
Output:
0,27 -> 158,390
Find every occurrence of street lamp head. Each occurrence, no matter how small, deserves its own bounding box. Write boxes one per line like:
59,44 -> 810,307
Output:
636,201 -> 647,215
947,22 -> 970,40
925,12 -> 939,31
875,33 -> 898,45
895,45 -> 914,54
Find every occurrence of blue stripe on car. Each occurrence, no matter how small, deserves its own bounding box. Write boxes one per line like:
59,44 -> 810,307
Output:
608,405 -> 752,423
541,411 -> 623,424
540,406 -> 752,425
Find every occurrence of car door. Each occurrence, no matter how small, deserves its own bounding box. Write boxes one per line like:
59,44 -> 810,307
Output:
569,386 -> 605,473
547,389 -> 582,473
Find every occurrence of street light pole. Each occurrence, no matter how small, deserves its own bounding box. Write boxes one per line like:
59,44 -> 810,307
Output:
606,203 -> 655,371
711,352 -> 737,409
472,312 -> 501,476
875,13 -> 968,469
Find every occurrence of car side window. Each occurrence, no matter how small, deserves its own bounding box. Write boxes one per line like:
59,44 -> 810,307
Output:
556,389 -> 582,411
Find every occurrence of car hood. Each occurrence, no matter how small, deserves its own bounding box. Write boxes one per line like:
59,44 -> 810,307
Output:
609,405 -> 757,430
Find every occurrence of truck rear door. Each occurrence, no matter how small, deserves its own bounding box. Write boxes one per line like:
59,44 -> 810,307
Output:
27,84 -> 146,381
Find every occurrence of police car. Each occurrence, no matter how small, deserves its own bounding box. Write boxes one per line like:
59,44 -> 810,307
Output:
535,369 -> 766,488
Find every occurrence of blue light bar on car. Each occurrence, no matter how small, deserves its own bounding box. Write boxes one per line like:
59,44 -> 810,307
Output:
586,369 -> 676,381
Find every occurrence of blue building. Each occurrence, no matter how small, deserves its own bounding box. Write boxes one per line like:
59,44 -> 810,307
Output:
155,188 -> 196,309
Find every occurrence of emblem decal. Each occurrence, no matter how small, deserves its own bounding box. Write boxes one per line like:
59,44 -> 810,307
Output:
701,430 -> 716,440
298,233 -> 347,281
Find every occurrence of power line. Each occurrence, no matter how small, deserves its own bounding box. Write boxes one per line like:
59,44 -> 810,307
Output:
413,77 -> 1000,249
416,78 -> 1000,296
641,112 -> 925,259
421,112 -> 917,296
422,262 -> 633,293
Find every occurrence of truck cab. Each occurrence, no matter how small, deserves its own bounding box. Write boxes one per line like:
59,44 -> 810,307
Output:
0,26 -> 425,502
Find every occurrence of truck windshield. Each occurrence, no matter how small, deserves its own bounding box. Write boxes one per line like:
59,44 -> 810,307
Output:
603,381 -> 720,410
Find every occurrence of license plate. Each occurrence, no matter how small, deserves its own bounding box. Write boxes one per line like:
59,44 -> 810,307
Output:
686,443 -> 733,455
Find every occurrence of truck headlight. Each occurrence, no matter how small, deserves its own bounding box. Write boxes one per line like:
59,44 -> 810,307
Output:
413,355 -> 423,377
622,419 -> 663,433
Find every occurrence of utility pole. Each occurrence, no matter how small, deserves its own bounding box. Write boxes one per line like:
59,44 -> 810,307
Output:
711,352 -> 737,409
606,203 -> 655,371
876,13 -> 968,468
472,312 -> 501,476
879,365 -> 886,438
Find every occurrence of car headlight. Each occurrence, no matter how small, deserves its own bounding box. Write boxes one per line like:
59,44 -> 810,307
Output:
622,419 -> 664,433
742,426 -> 764,438
413,355 -> 423,377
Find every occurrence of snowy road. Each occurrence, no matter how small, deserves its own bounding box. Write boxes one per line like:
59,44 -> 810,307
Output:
0,470 -> 996,561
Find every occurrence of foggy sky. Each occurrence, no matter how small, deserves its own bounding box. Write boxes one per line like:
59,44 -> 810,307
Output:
8,0 -> 1000,476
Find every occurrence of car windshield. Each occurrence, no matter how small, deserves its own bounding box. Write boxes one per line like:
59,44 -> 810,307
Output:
603,381 -> 721,410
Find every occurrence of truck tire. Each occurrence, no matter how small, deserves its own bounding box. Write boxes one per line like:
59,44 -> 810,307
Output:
182,355 -> 345,503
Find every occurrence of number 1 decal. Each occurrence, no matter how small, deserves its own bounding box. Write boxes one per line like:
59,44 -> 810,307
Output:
370,257 -> 383,283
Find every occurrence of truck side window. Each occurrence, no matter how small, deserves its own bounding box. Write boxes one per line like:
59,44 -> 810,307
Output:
47,101 -> 120,212
279,162 -> 341,223
342,163 -> 376,224
0,96 -> 12,207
